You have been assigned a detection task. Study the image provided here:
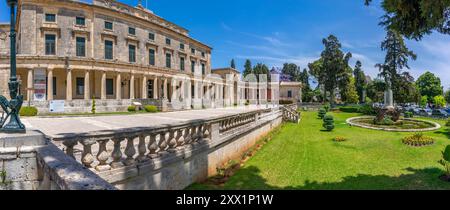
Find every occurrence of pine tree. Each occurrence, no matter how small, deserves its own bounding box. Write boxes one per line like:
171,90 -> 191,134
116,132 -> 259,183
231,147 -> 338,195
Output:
320,35 -> 352,105
243,59 -> 253,77
353,61 -> 367,103
230,59 -> 236,69
375,30 -> 417,103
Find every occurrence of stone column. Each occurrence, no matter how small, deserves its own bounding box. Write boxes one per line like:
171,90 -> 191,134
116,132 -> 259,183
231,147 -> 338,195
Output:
84,70 -> 90,100
66,69 -> 72,101
194,81 -> 199,99
101,71 -> 106,100
47,69 -> 53,101
142,75 -> 147,99
116,73 -> 121,100
163,78 -> 168,99
27,69 -> 33,101
130,74 -> 135,100
153,77 -> 158,99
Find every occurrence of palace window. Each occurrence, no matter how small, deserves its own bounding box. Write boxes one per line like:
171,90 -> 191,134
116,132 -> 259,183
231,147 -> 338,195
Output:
201,52 -> 205,58
104,40 -> 113,60
201,63 -> 206,75
106,79 -> 114,95
149,49 -> 155,66
191,48 -> 195,54
76,37 -> 86,57
76,17 -> 85,26
148,80 -> 154,99
45,34 -> 56,55
128,27 -> 136,36
288,90 -> 292,98
129,45 -> 136,63
191,60 -> 195,73
104,21 -> 113,30
166,38 -> 171,45
53,77 -> 57,96
45,14 -> 56,22
180,57 -> 185,71
166,53 -> 171,68
180,43 -> 185,50
76,78 -> 84,95
149,32 -> 155,40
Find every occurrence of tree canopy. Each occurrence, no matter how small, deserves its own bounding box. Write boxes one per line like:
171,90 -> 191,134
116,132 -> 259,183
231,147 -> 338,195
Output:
230,59 -> 236,69
243,59 -> 253,77
416,71 -> 443,101
365,0 -> 450,40
353,61 -> 368,103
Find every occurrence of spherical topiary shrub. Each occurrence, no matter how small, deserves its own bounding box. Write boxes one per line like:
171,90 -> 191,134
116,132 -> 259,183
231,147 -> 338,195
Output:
144,105 -> 158,113
19,106 -> 38,117
318,108 -> 326,119
127,105 -> 136,112
323,115 -> 335,131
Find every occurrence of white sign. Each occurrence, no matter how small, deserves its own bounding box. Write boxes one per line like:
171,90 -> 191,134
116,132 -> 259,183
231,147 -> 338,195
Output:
49,100 -> 65,113
33,69 -> 47,101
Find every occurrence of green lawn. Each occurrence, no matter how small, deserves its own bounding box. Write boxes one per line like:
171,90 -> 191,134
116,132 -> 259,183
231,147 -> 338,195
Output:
189,111 -> 450,190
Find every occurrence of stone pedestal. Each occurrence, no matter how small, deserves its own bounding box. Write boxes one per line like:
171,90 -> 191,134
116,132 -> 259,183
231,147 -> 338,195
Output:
384,89 -> 394,110
0,130 -> 46,190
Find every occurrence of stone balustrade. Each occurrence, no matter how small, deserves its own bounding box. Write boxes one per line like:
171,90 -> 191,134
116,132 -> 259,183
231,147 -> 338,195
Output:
52,109 -> 271,173
281,105 -> 300,123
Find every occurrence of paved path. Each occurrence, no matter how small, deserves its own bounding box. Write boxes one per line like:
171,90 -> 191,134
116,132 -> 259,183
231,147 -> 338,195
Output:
22,105 -> 271,138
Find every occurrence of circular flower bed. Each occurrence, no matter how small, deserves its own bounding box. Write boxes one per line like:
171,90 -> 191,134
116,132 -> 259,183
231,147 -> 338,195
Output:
402,133 -> 435,147
346,116 -> 441,132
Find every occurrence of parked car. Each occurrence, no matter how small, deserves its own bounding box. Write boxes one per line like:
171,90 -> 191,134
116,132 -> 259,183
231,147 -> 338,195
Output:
418,108 -> 432,116
432,109 -> 449,118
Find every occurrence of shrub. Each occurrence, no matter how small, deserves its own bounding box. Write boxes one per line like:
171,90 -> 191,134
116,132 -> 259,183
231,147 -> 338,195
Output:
279,100 -> 293,105
439,145 -> 450,179
323,103 -> 331,112
144,105 -> 158,113
446,119 -> 450,127
434,95 -> 447,108
318,108 -> 326,119
245,100 -> 250,106
339,106 -> 359,113
322,115 -> 335,131
19,106 -> 38,116
359,104 -> 375,115
402,133 -> 435,147
404,111 -> 413,118
333,136 -> 347,142
127,105 -> 136,112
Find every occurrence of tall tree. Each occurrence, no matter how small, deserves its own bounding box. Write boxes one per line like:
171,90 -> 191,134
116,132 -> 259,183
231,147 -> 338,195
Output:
365,0 -> 450,40
366,79 -> 386,102
308,59 -> 326,101
281,63 -> 301,82
243,59 -> 253,77
342,77 -> 359,104
299,68 -> 313,102
353,61 -> 368,103
252,63 -> 270,82
416,71 -> 443,101
230,59 -> 236,69
320,35 -> 352,105
375,29 -> 417,103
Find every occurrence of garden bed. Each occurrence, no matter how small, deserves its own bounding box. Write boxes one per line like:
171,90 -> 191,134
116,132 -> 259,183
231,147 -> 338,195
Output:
346,116 -> 441,132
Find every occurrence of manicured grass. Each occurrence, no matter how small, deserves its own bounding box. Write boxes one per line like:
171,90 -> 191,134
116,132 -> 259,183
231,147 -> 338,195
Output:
189,111 -> 450,190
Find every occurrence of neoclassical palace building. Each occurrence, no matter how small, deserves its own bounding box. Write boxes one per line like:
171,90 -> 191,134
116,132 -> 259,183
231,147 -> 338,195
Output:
0,0 -> 295,114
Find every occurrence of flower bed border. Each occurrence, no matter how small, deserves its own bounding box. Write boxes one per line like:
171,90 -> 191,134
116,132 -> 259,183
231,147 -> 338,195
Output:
346,116 -> 441,132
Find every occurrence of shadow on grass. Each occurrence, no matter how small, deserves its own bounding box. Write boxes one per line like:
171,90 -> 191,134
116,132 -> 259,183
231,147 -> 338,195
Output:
191,166 -> 450,190
434,128 -> 450,139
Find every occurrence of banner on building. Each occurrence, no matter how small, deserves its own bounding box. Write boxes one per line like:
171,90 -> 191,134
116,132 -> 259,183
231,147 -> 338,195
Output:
49,100 -> 65,113
33,69 -> 46,101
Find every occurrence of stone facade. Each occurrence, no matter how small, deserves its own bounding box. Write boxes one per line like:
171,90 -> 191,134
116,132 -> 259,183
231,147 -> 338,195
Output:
0,0 -> 238,114
280,81 -> 302,103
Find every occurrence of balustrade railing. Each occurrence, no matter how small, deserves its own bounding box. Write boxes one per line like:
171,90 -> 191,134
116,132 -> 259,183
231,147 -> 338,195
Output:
281,105 -> 300,123
52,109 -> 272,173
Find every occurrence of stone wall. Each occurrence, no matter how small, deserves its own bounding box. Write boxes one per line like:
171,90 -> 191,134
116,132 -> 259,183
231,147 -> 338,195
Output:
108,110 -> 282,190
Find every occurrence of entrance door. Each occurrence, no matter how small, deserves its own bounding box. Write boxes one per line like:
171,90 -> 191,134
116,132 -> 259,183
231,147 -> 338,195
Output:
147,80 -> 154,99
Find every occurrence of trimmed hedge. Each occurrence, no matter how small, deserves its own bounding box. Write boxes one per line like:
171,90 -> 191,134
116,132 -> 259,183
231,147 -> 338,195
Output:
20,106 -> 38,116
127,105 -> 136,112
339,106 -> 359,113
318,108 -> 326,119
279,100 -> 293,105
144,105 -> 158,113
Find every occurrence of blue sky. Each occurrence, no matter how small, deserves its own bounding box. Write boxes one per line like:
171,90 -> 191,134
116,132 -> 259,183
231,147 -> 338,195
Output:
2,0 -> 450,88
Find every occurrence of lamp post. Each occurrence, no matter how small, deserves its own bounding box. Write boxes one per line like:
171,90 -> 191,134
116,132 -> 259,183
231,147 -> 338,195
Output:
0,0 -> 25,133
